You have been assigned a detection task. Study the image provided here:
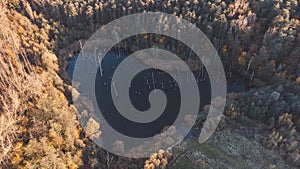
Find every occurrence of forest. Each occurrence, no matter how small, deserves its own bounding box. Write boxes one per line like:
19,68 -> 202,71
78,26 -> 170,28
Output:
0,0 -> 300,168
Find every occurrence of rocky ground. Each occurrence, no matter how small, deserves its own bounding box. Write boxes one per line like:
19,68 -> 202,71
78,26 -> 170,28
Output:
172,126 -> 295,169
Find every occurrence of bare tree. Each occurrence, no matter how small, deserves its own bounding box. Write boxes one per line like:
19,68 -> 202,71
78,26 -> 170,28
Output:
0,5 -> 35,165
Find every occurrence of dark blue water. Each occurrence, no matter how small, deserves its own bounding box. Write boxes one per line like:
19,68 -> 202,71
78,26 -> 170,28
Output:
67,53 -> 246,93
67,53 -> 246,137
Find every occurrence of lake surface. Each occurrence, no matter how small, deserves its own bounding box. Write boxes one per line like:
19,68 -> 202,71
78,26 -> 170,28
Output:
67,53 -> 247,137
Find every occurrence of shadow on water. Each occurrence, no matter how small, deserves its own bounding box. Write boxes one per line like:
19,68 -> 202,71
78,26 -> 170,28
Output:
67,52 -> 247,137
